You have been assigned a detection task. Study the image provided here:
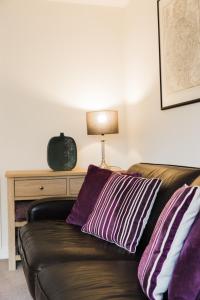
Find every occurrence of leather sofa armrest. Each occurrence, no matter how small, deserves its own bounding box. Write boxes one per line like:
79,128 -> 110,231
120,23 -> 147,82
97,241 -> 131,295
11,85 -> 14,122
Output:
27,197 -> 76,222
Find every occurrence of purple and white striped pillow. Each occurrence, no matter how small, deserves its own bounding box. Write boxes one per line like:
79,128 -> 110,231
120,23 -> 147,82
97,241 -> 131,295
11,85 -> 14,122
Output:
138,185 -> 200,300
81,173 -> 161,253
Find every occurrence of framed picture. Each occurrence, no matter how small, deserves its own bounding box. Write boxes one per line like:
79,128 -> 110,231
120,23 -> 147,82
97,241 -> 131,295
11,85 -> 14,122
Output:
157,0 -> 200,110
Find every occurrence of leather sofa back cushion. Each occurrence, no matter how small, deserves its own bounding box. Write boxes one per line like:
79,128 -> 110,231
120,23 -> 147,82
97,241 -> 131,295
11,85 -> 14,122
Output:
168,213 -> 200,299
66,165 -> 112,227
191,175 -> 200,186
82,173 -> 161,253
127,163 -> 200,255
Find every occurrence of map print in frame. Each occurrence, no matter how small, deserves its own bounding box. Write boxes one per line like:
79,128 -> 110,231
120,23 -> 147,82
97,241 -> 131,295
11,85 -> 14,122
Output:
157,0 -> 200,109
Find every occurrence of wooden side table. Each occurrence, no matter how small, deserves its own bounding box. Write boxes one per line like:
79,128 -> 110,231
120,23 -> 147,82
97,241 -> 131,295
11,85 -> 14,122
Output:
5,168 -> 86,271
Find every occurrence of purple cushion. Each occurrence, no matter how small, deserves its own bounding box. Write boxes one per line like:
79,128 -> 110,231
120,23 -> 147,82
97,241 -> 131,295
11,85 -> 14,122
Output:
168,213 -> 200,300
82,173 -> 161,253
138,185 -> 200,300
66,165 -> 112,227
15,201 -> 33,221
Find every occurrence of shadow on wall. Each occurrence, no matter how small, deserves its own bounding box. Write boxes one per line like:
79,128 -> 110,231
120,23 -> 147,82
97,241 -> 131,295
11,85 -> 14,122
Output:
125,82 -> 200,168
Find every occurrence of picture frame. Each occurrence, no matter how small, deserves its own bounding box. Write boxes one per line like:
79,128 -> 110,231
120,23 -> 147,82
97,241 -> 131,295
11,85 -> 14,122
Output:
157,0 -> 200,110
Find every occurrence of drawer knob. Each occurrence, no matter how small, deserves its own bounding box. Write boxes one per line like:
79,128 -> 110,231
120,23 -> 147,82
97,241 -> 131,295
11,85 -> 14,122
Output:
39,186 -> 44,190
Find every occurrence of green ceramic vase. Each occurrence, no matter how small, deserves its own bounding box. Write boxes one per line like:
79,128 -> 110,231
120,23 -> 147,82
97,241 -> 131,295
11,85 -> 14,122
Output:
47,133 -> 77,171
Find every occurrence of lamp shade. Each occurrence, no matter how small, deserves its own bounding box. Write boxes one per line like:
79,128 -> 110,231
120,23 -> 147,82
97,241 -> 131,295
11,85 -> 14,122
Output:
86,110 -> 119,135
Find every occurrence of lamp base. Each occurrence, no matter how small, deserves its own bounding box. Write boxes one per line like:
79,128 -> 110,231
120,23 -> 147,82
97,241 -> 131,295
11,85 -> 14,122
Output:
99,138 -> 109,169
99,161 -> 109,169
99,163 -> 121,171
99,139 -> 121,171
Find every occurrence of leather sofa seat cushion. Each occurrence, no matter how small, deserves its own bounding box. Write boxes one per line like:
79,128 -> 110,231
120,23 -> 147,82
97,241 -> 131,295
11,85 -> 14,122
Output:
127,163 -> 200,255
19,221 -> 135,297
19,221 -> 135,272
35,260 -> 148,300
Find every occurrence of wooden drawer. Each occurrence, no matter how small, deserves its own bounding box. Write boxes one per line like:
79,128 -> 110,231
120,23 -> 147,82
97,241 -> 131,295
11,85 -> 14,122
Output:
68,176 -> 84,196
15,178 -> 67,197
6,168 -> 86,270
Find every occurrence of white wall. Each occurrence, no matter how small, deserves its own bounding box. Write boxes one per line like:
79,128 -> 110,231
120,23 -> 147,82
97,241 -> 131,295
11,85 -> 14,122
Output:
0,0 -> 128,258
124,0 -> 200,168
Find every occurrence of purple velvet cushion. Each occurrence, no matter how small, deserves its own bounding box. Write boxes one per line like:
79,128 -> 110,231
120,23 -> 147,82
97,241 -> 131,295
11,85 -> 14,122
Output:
82,173 -> 161,253
15,201 -> 33,221
168,213 -> 200,300
66,165 -> 112,227
138,185 -> 200,300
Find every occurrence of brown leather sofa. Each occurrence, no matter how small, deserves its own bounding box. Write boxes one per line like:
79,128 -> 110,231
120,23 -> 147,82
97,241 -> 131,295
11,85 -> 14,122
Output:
18,163 -> 200,300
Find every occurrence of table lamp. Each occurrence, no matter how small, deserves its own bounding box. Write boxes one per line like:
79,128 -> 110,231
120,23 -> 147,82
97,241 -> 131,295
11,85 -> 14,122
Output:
86,110 -> 119,169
